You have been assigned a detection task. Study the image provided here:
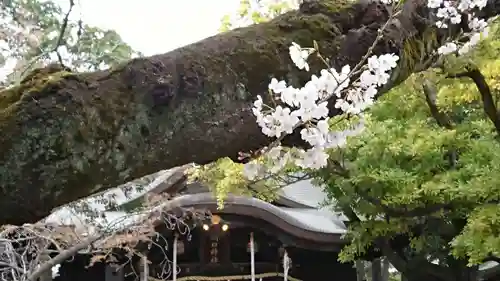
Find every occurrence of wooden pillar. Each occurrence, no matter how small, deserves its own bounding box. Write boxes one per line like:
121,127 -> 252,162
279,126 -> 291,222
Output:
372,258 -> 382,281
355,260 -> 365,281
381,258 -> 390,281
250,232 -> 255,281
136,255 -> 148,281
199,232 -> 206,264
283,248 -> 289,281
173,233 -> 178,281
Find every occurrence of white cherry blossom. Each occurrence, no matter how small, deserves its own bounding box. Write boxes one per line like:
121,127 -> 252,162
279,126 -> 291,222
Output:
280,86 -> 302,107
432,0 -> 489,57
294,101 -> 329,122
428,0 -> 444,8
438,42 -> 458,55
295,147 -> 329,170
243,161 -> 264,180
468,16 -> 487,32
250,47 -> 398,171
269,78 -> 287,93
289,42 -> 312,71
244,0 -> 487,177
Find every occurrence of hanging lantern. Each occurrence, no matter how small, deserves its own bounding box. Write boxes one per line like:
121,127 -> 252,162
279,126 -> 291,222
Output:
211,215 -> 221,225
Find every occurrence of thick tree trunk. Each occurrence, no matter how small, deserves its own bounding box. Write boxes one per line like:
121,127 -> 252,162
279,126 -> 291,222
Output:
1,0 -> 499,225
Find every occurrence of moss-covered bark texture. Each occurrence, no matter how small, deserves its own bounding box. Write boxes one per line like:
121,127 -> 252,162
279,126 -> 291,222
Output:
1,0 -> 499,225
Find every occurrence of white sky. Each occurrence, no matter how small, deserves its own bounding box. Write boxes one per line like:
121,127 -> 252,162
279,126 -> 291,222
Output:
58,0 -> 240,56
0,0 -> 240,82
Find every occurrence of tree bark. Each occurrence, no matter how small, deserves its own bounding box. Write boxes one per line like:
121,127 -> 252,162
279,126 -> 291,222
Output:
1,0 -> 499,225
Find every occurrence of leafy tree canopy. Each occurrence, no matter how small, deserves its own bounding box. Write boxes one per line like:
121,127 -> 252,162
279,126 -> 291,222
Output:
219,0 -> 299,32
0,0 -> 140,86
205,0 -> 500,274
319,21 -> 500,266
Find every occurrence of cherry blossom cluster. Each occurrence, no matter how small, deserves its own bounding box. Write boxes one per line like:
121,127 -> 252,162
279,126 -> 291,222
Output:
244,42 -> 399,178
243,0 -> 491,181
431,0 -> 490,55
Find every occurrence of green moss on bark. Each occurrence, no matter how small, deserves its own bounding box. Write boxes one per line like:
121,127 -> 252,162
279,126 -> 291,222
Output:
0,67 -> 74,110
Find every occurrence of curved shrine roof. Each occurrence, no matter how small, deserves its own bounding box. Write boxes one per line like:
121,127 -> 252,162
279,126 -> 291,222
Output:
43,166 -> 348,242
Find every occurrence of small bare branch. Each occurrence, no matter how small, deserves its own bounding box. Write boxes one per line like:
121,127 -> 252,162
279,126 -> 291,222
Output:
27,234 -> 104,281
54,0 -> 75,67
484,255 -> 500,263
422,79 -> 453,129
18,0 -> 75,81
0,194 -> 206,281
422,79 -> 459,170
448,66 -> 500,136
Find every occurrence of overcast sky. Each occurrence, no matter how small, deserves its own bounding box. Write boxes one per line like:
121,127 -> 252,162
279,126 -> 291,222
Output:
0,0 -> 240,82
57,0 -> 240,55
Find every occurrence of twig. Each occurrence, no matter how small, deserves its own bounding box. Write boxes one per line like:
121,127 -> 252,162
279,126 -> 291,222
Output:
1,197 -> 199,281
54,0 -> 75,67
422,78 -> 459,170
18,0 -> 75,82
448,66 -> 500,136
484,255 -> 500,263
422,79 -> 453,129
27,234 -> 104,281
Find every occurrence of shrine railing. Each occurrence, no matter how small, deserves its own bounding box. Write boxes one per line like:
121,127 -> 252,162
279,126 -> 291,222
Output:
166,262 -> 279,276
149,272 -> 302,281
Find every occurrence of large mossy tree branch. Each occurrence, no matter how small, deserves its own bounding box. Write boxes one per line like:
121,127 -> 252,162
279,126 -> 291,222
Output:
1,0 -> 500,225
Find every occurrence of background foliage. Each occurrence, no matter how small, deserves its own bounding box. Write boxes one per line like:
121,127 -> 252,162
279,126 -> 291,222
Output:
0,0 -> 140,86
214,0 -> 500,269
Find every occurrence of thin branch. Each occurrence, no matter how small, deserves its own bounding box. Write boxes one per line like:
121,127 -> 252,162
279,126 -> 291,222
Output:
0,196 -> 200,281
363,193 -> 455,217
27,234 -> 103,281
484,255 -> 500,263
448,66 -> 500,136
378,238 -> 408,274
423,79 -> 453,129
423,79 -> 459,170
54,0 -> 75,67
378,238 -> 454,281
18,0 -> 75,82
